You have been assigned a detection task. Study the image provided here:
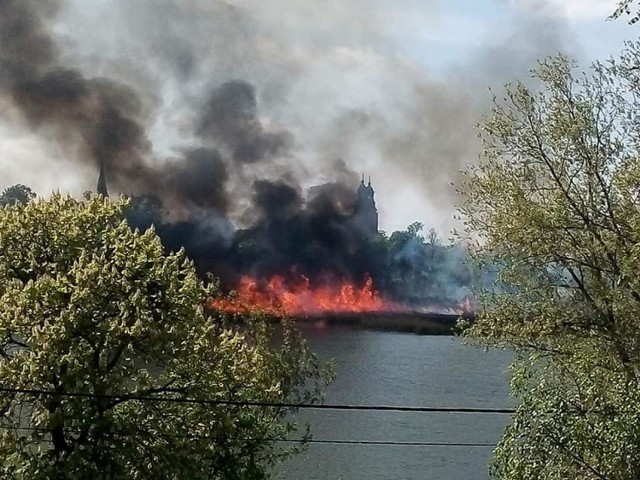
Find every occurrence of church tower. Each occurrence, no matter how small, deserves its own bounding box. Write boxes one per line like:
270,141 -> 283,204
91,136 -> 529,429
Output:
353,175 -> 378,235
97,163 -> 109,197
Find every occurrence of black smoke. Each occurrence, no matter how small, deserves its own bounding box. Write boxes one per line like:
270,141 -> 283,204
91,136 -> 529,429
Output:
0,0 -> 229,215
127,178 -> 387,291
198,81 -> 292,165
229,180 -> 383,284
125,182 -> 475,307
165,148 -> 229,212
0,1 -> 150,191
0,0 -> 479,307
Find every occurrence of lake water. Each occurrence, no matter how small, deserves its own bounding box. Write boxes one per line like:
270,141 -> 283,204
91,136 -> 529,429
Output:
277,327 -> 514,480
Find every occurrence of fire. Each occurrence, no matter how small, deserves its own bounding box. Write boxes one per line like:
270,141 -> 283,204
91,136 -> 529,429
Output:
209,275 -> 401,316
462,295 -> 474,314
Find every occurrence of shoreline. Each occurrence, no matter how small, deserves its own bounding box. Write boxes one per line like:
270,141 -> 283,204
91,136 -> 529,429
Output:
289,311 -> 473,335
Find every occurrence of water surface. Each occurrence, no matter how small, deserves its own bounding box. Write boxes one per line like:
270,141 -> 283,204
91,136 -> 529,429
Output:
278,327 -> 513,480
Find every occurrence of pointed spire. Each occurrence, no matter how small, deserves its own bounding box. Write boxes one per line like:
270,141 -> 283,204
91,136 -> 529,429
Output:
368,175 -> 371,187
97,163 -> 109,197
361,173 -> 365,184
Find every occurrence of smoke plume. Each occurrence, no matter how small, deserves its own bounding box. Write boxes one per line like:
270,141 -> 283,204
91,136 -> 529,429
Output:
198,81 -> 292,165
0,0 -> 588,305
0,0 -> 151,195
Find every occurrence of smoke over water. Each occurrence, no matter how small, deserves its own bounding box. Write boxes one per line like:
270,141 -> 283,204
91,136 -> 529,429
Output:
0,0 -> 577,310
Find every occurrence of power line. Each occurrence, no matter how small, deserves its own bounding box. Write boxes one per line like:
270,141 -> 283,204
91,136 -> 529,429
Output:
0,387 -> 515,414
278,439 -> 496,447
1,426 -> 496,448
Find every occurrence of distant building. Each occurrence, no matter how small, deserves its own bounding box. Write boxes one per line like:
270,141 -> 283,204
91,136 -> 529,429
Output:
97,163 -> 109,197
353,175 -> 378,235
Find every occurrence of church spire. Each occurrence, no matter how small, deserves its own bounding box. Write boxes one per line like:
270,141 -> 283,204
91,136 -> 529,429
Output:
353,174 -> 378,235
97,163 -> 109,197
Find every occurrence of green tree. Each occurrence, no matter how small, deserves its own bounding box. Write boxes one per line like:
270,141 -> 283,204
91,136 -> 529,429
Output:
612,0 -> 640,23
459,43 -> 640,479
0,194 -> 331,480
0,184 -> 36,207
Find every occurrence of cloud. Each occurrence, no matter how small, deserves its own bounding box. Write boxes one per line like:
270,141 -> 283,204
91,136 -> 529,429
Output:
508,0 -> 613,21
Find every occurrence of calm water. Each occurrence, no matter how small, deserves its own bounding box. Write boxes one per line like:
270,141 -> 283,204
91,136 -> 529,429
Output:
278,327 -> 514,480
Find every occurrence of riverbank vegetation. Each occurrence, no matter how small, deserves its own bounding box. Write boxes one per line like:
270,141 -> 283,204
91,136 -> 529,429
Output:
460,35 -> 640,479
0,195 -> 332,480
291,311 -> 463,335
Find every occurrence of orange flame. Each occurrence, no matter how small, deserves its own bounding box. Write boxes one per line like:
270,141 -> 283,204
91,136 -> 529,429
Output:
462,296 -> 474,314
442,295 -> 475,316
209,275 -> 401,316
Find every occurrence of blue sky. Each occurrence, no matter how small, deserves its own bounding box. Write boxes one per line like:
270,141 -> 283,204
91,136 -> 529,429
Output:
391,0 -> 633,73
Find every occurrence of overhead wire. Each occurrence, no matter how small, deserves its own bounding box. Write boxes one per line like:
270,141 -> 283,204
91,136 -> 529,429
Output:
0,386 -> 508,449
0,426 -> 497,448
0,387 -> 515,414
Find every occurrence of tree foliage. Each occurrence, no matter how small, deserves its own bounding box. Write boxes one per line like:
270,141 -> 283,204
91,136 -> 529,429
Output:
381,223 -> 472,307
0,184 -> 36,207
612,0 -> 640,23
0,194 -> 331,480
460,42 -> 640,479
